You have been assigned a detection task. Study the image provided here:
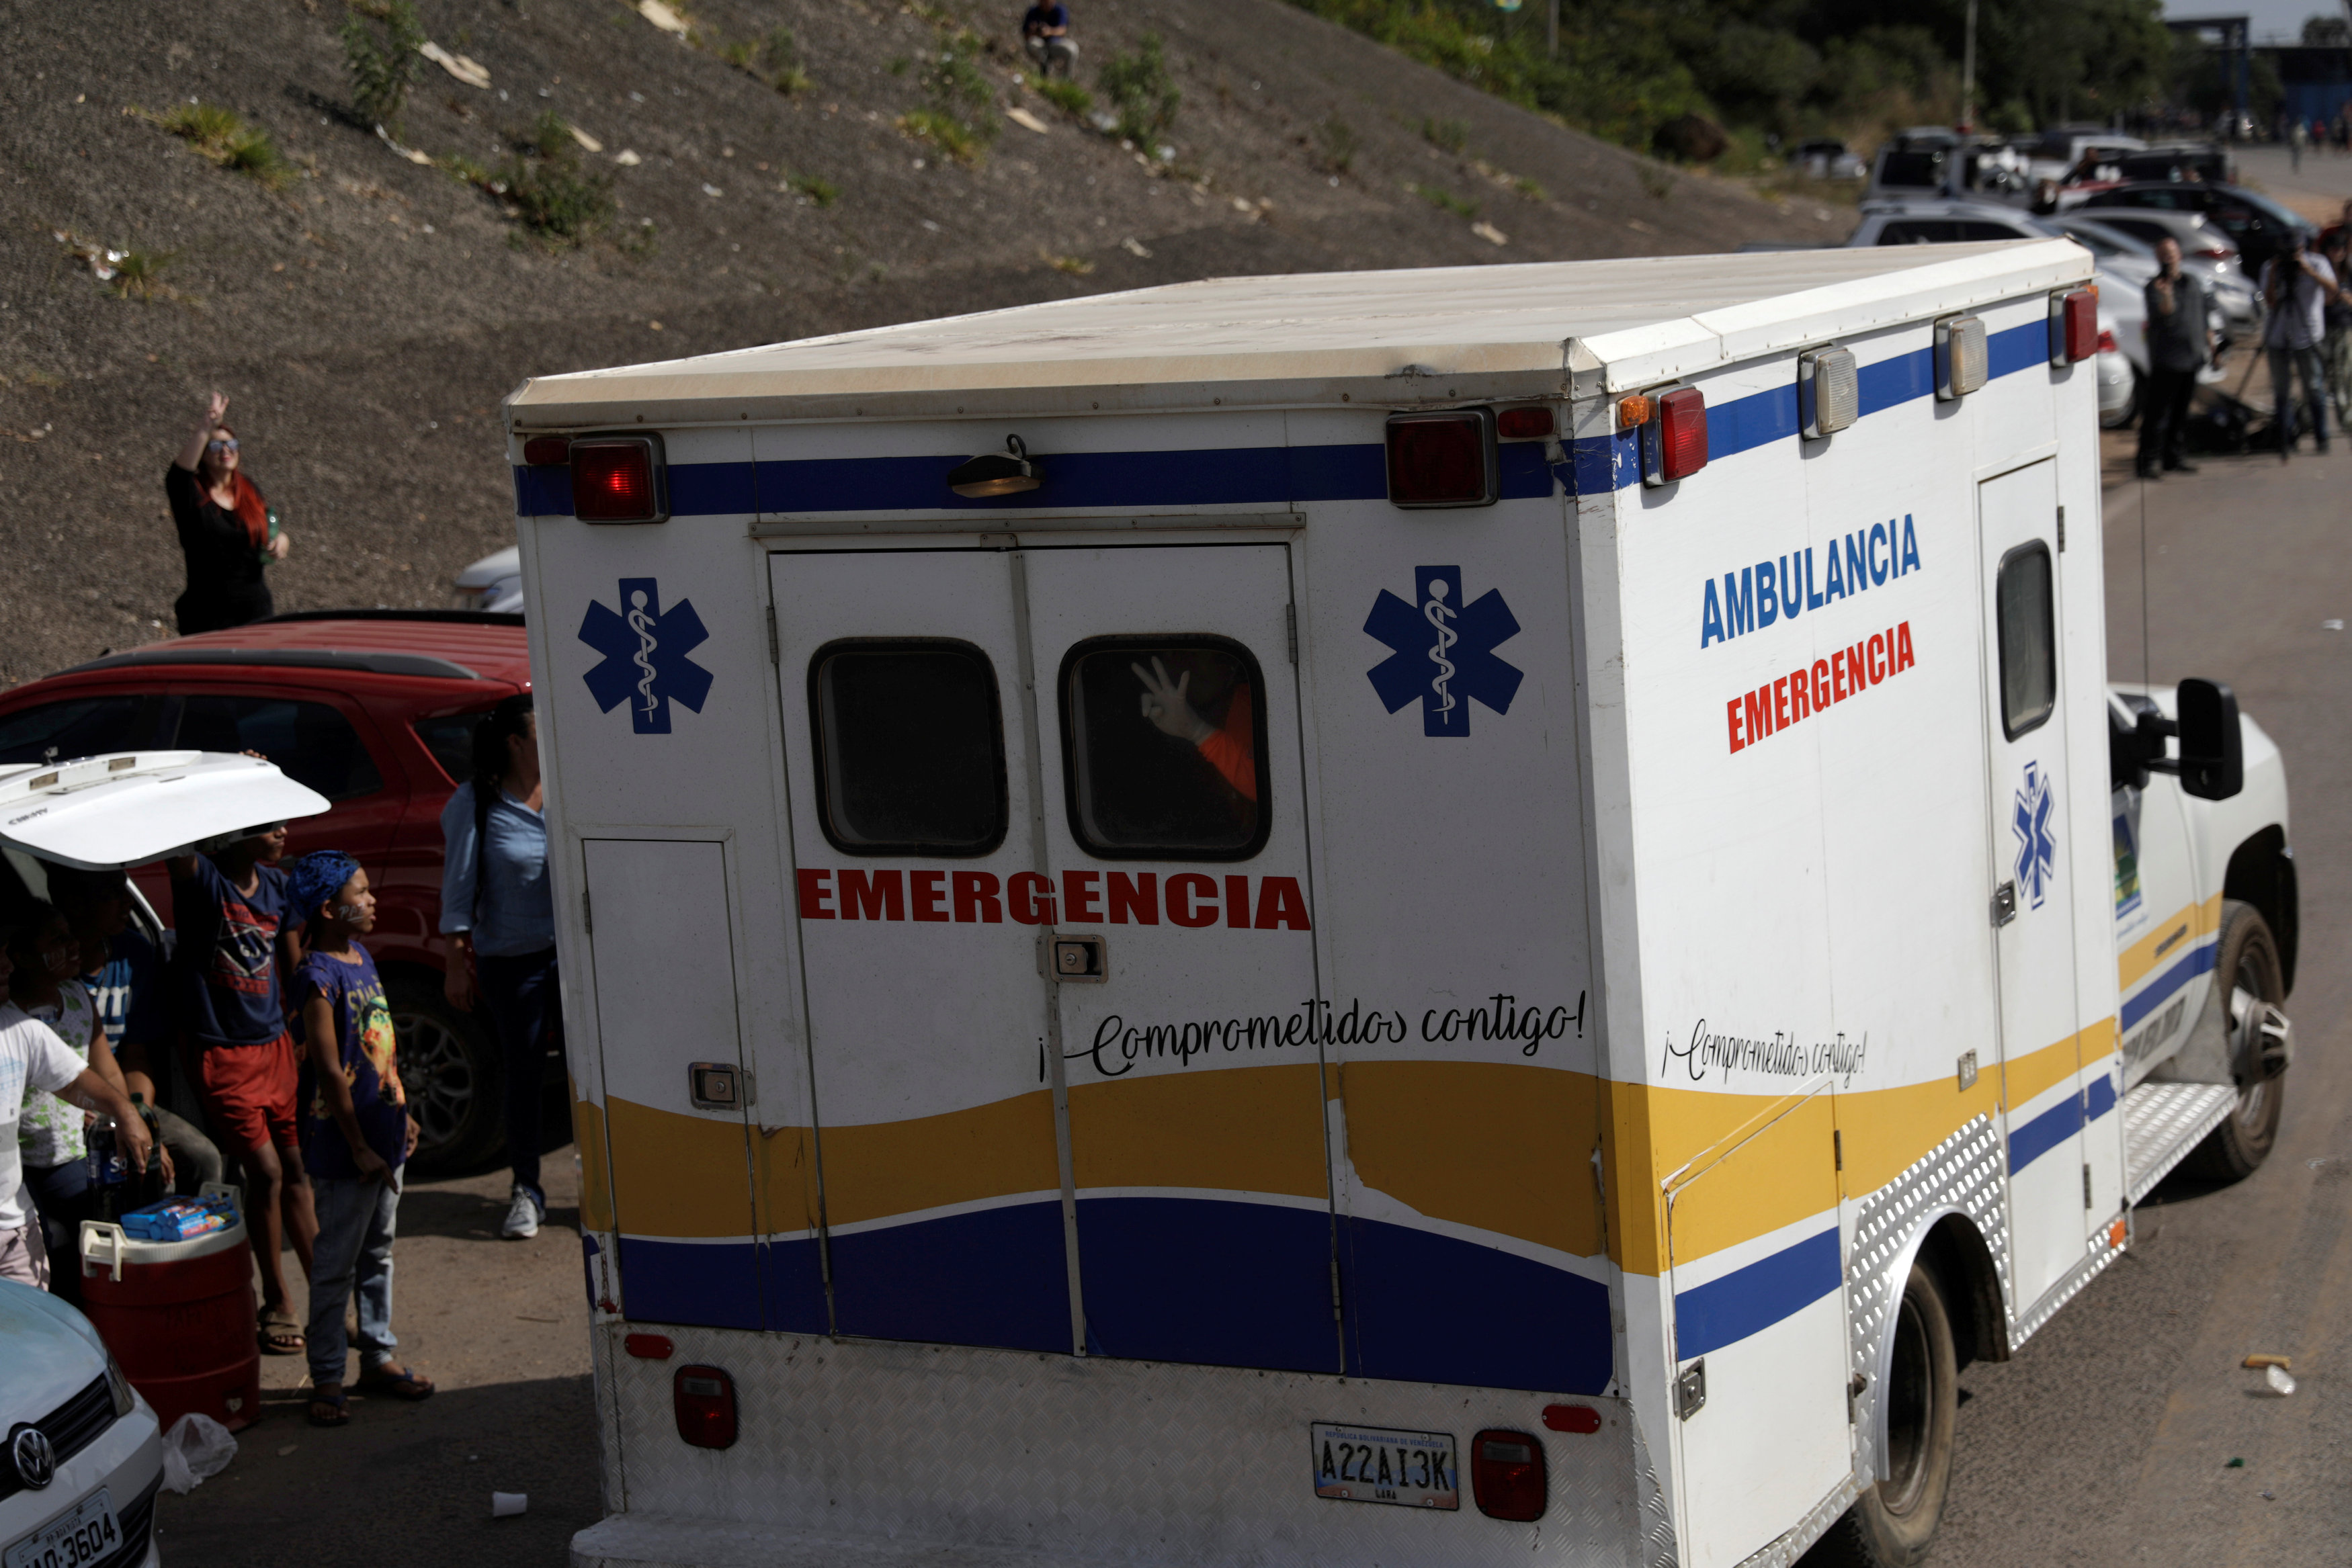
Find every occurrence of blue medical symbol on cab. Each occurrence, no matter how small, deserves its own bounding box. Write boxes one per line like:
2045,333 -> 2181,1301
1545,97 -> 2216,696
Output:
579,577 -> 714,735
2013,760 -> 2058,910
1363,566 -> 1523,737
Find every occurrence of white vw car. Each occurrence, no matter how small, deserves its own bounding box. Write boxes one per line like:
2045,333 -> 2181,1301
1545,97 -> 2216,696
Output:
0,1280 -> 162,1568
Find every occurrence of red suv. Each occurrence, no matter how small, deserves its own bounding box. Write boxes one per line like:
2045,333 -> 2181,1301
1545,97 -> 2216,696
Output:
0,611 -> 537,1173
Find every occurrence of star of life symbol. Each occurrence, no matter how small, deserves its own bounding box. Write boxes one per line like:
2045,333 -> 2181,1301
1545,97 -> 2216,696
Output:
579,576 -> 714,734
2013,760 -> 2058,910
1363,566 -> 1524,737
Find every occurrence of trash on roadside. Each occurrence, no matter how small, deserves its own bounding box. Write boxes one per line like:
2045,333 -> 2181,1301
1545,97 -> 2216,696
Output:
1006,106 -> 1050,135
566,122 -> 603,153
1120,236 -> 1151,258
614,149 -> 642,167
492,1491 -> 529,1518
1471,220 -> 1509,247
2226,1456 -> 2245,1467
2324,620 -> 2344,631
702,183 -> 722,198
159,1413 -> 238,1494
636,0 -> 689,34
2261,1364 -> 2297,1396
2244,1353 -> 2292,1370
53,230 -> 124,281
375,126 -> 432,165
419,41 -> 491,89
2261,1489 -> 2277,1500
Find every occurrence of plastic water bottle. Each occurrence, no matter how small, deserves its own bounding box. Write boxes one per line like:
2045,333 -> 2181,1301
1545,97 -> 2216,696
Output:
92,1117 -> 130,1218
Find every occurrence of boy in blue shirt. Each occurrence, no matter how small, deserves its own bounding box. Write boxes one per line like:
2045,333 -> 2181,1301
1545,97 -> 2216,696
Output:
289,851 -> 434,1426
169,824 -> 316,1353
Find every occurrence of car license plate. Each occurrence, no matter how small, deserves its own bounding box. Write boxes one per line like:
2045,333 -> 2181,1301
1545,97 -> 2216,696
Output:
1311,1423 -> 1458,1510
5,1488 -> 120,1568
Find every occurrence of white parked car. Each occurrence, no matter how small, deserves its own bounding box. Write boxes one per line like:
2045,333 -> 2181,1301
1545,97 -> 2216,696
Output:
0,1280 -> 163,1568
1847,199 -> 2225,423
454,546 -> 523,614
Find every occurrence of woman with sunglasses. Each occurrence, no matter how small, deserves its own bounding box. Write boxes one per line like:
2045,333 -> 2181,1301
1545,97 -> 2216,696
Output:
167,390 -> 292,634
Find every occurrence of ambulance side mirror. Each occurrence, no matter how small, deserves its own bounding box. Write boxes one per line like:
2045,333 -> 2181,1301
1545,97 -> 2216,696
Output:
2124,679 -> 2242,800
2172,678 -> 2243,801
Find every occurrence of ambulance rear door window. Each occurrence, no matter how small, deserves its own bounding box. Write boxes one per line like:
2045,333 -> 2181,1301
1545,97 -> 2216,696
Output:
810,640 -> 1008,856
1060,636 -> 1269,861
1997,541 -> 2056,738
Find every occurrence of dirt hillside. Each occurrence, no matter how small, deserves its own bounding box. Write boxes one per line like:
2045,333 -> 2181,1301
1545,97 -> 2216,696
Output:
1,0 -> 1849,683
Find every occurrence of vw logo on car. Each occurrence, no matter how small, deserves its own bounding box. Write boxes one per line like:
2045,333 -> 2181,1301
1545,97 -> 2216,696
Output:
9,1424 -> 55,1489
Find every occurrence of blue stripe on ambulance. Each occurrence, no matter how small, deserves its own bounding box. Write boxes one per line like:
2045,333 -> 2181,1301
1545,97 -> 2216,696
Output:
2120,937 -> 2219,1031
1077,1198 -> 1343,1373
1672,1227 -> 1841,1361
512,320 -> 2055,518
1337,1215 -> 1613,1391
2007,1071 -> 2120,1176
829,1202 -> 1070,1352
511,441 -> 1554,517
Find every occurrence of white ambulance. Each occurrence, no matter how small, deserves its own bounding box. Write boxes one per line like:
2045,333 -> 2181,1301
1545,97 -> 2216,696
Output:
503,243 -> 2296,1568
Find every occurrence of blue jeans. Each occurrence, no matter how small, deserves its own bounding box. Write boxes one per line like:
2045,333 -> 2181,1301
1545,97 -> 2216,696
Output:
477,948 -> 560,1196
22,1159 -> 93,1306
307,1171 -> 401,1386
2271,345 -> 2330,447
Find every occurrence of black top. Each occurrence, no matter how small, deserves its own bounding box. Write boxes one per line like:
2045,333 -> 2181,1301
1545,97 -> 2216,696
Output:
165,465 -> 272,634
2142,270 -> 2210,375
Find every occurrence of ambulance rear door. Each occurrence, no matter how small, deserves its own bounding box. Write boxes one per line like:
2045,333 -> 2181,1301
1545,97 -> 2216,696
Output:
768,547 -> 1075,1353
1020,541 -> 1336,1373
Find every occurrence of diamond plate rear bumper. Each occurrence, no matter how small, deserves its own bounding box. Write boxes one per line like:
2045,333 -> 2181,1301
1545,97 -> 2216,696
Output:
577,1325 -> 1651,1568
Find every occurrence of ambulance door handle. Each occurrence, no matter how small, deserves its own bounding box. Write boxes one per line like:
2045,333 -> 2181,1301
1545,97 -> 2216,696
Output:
1991,881 -> 2018,927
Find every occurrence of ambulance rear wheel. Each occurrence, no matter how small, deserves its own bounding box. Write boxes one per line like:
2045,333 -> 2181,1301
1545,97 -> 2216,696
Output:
2183,902 -> 2286,1182
1810,1264 -> 1957,1568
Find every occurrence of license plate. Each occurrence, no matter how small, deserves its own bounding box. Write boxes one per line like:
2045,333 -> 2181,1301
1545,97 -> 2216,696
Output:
1311,1423 -> 1458,1510
5,1488 -> 120,1568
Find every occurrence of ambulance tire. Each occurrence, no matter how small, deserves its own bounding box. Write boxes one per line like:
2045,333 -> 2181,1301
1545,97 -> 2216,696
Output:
2182,902 -> 2286,1183
386,973 -> 505,1176
1810,1264 -> 1957,1568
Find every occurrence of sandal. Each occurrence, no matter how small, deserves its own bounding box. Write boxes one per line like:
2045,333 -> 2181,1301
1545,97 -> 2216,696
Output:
357,1364 -> 436,1401
307,1383 -> 349,1428
259,1306 -> 304,1356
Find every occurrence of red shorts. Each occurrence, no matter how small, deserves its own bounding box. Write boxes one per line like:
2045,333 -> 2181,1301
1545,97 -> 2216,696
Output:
188,1031 -> 300,1156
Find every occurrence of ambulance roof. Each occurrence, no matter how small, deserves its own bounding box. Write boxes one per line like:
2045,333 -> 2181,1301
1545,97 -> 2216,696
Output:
509,238 -> 2090,427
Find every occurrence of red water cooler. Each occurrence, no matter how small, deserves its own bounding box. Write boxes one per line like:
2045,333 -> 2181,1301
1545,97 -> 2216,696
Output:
79,1192 -> 261,1433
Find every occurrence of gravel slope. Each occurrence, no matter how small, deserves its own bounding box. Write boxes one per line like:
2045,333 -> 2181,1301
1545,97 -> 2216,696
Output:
0,0 -> 1847,683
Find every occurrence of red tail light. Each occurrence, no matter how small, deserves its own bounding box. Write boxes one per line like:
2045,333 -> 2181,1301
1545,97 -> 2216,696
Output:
1470,1428 -> 1546,1521
673,1364 -> 738,1449
1540,1403 -> 1602,1434
2096,329 -> 2117,355
571,435 -> 668,523
1495,404 -> 1555,440
521,434 -> 572,466
1642,387 -> 1708,487
1386,410 -> 1498,507
2050,288 -> 2099,366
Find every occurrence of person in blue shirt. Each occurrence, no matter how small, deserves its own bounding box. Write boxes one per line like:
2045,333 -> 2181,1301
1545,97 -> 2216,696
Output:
168,823 -> 317,1354
48,864 -> 225,1196
1022,1 -> 1076,77
290,851 -> 433,1426
439,694 -> 559,1240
